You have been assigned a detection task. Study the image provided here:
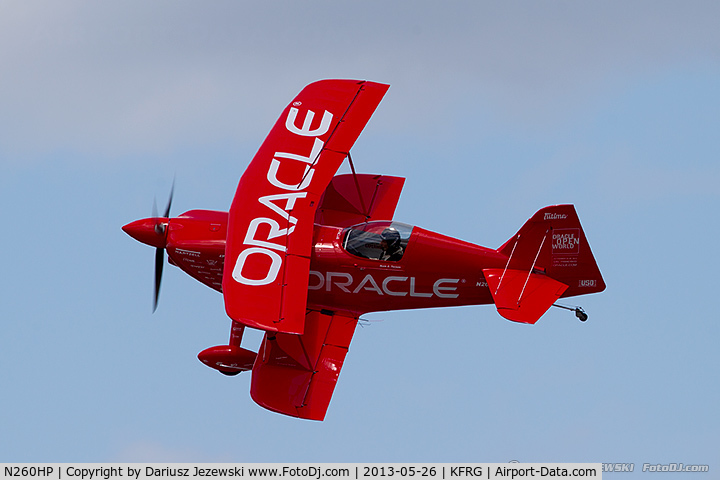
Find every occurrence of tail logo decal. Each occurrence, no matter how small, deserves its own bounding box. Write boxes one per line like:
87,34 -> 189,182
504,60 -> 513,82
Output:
552,228 -> 581,254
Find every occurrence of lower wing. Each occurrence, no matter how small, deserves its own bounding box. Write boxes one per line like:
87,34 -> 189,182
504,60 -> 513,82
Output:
250,309 -> 358,420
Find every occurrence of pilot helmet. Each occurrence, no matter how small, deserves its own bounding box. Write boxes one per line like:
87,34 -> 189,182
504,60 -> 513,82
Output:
381,227 -> 401,249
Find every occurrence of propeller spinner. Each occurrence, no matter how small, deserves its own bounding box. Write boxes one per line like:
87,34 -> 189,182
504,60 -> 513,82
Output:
122,183 -> 174,312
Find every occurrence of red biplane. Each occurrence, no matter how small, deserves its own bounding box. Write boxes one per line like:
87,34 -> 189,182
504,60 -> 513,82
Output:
123,80 -> 605,420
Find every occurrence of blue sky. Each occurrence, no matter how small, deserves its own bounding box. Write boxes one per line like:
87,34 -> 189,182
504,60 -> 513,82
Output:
1,1 -> 718,474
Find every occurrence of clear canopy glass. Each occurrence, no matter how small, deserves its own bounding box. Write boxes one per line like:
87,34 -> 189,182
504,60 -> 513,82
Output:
342,221 -> 413,262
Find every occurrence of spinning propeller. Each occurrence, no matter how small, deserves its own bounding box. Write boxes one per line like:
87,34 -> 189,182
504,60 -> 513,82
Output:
122,182 -> 175,312
151,182 -> 174,311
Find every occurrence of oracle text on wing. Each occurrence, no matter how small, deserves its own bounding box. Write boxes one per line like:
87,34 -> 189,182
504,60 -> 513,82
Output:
231,106 -> 333,286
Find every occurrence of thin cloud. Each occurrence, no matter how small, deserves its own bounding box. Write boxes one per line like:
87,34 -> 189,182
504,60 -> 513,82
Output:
1,1 -> 718,163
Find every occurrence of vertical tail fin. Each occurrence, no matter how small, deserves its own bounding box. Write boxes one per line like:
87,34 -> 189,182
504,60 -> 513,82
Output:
484,205 -> 605,324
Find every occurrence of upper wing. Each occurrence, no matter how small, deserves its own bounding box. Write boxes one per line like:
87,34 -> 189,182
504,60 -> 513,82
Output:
250,310 -> 358,420
222,80 -> 389,334
314,174 -> 405,228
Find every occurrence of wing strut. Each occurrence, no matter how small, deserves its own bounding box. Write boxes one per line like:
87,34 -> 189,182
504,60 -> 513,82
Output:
346,151 -> 370,221
297,82 -> 367,186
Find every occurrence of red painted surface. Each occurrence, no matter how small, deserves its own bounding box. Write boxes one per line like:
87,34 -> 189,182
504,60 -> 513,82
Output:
222,80 -> 390,335
123,80 -> 605,421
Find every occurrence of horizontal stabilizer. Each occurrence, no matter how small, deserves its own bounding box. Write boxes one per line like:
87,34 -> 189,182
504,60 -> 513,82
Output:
250,310 -> 358,420
497,205 -> 605,299
483,268 -> 568,324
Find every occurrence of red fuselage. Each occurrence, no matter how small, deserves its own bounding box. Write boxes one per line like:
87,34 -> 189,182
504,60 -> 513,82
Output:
121,80 -> 606,421
125,209 -> 509,317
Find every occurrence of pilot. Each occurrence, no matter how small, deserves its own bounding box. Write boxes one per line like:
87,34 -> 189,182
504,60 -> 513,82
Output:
379,227 -> 404,261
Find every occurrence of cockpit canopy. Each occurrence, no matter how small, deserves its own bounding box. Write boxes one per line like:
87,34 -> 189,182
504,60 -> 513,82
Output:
342,221 -> 413,262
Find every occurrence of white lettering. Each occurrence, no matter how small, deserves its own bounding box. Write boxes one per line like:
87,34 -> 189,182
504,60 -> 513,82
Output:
326,272 -> 353,293
433,278 -> 459,298
307,271 -> 461,299
382,276 -> 408,296
233,106 -> 333,287
232,247 -> 282,286
552,234 -> 580,249
409,277 -> 432,298
275,137 -> 324,164
307,271 -> 324,290
353,274 -> 384,295
285,108 -> 333,137
266,158 -> 314,191
243,217 -> 289,252
258,192 -> 307,224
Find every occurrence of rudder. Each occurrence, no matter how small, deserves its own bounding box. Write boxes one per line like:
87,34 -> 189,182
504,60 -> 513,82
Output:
486,205 -> 605,323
